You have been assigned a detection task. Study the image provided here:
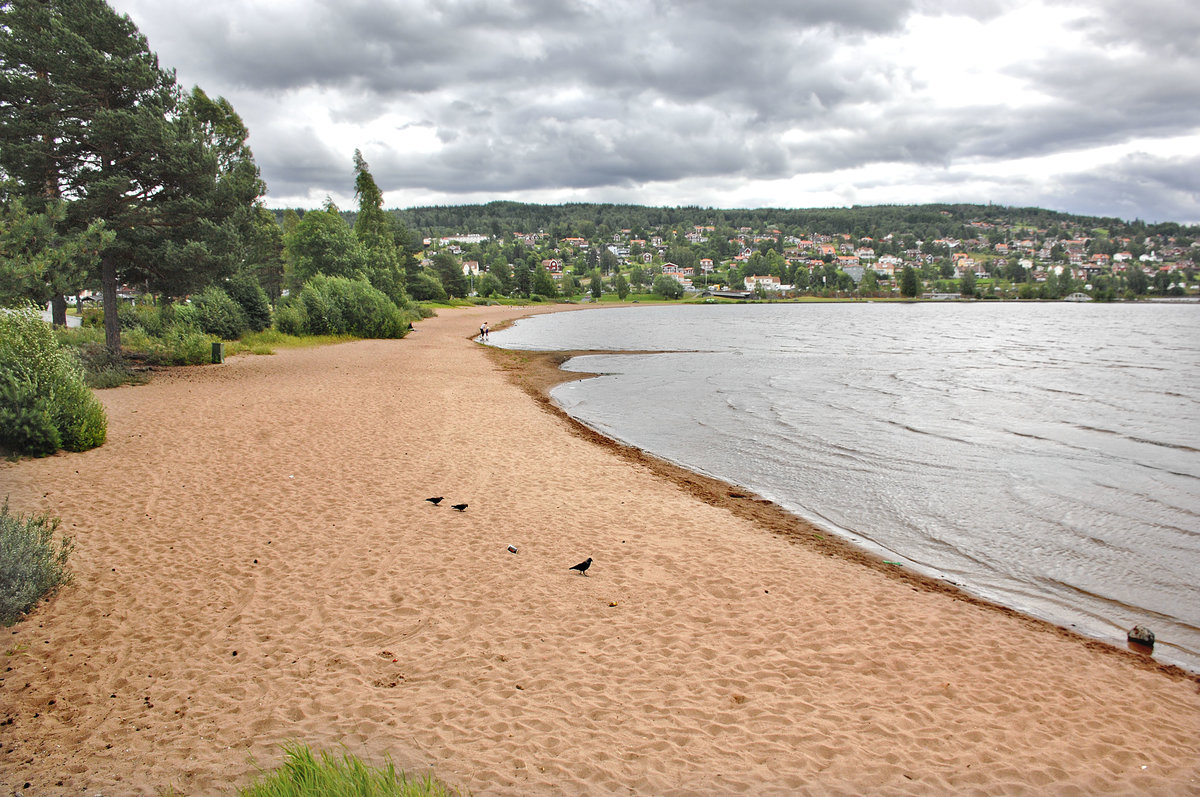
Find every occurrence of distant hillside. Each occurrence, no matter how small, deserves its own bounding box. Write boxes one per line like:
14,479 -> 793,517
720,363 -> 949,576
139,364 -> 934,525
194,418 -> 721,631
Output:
373,201 -> 1196,242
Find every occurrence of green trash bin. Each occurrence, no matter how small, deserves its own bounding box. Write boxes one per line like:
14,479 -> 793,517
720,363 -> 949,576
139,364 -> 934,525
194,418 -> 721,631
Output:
212,342 -> 225,364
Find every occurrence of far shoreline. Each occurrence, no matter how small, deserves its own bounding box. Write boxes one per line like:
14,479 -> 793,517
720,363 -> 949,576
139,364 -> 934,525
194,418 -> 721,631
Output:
481,305 -> 1199,684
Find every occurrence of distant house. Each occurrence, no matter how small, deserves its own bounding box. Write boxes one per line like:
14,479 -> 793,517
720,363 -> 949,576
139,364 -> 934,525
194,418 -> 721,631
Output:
541,258 -> 562,273
744,275 -> 782,292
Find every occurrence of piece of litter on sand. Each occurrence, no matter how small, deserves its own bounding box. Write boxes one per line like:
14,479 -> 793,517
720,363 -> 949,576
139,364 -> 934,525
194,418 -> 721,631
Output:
507,545 -> 518,554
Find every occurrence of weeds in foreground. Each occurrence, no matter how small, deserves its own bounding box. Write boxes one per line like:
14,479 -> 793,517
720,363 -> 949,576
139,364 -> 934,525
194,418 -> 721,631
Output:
0,500 -> 73,626
238,744 -> 460,797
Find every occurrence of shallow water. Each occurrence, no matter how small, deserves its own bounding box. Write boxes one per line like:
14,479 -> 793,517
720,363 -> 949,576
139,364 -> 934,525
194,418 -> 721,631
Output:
491,302 -> 1200,672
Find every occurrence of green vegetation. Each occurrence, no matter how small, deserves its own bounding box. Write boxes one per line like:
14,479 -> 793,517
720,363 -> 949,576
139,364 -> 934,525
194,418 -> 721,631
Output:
277,275 -> 409,338
0,500 -> 73,626
239,744 -> 458,797
0,305 -> 106,456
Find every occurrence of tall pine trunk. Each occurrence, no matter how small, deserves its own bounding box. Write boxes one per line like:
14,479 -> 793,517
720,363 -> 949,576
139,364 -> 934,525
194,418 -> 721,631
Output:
101,255 -> 120,353
51,294 -> 67,327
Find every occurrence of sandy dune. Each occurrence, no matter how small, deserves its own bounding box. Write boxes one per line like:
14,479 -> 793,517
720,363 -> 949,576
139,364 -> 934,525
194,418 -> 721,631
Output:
2,304 -> 1198,796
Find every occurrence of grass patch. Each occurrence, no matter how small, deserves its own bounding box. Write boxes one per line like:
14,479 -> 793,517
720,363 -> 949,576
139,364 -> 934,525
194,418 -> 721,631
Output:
0,500 -> 73,626
225,330 -> 358,356
239,744 -> 459,797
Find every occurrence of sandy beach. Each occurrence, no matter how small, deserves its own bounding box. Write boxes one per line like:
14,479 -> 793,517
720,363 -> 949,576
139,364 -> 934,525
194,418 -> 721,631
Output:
2,303 -> 1199,796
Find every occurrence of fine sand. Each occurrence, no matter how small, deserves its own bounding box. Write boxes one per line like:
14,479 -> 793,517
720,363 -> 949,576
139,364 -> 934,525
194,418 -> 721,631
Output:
2,304 -> 1199,796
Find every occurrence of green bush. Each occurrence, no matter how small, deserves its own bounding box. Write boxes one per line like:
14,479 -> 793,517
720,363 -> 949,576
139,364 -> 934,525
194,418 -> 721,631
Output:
76,344 -> 142,389
0,305 -> 107,456
0,499 -> 73,626
52,379 -> 108,452
293,275 -> 408,338
132,304 -> 165,337
80,307 -> 103,328
193,287 -> 249,340
273,301 -> 307,336
225,273 -> 272,332
299,278 -> 342,335
154,324 -> 216,366
166,302 -> 200,330
0,375 -> 60,456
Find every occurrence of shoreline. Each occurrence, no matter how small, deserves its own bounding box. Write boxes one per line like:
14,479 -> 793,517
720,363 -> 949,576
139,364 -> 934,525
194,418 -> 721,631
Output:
484,339 -> 1198,684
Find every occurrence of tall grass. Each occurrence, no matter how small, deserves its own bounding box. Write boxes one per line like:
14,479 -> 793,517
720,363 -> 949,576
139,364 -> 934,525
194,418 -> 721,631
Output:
239,744 -> 459,797
0,500 -> 73,625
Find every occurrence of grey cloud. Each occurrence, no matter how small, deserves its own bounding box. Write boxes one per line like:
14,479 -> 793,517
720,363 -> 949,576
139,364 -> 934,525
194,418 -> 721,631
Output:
1062,0 -> 1200,58
109,0 -> 1200,220
1037,152 -> 1200,223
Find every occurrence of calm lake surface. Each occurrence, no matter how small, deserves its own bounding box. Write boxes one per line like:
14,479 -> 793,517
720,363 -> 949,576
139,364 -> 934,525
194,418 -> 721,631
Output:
490,302 -> 1200,672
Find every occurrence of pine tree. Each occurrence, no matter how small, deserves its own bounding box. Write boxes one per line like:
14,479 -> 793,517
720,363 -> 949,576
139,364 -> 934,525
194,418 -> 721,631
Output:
0,0 -> 263,350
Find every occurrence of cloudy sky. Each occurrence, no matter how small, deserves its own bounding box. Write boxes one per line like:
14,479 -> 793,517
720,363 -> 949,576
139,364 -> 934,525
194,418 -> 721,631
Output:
107,0 -> 1200,223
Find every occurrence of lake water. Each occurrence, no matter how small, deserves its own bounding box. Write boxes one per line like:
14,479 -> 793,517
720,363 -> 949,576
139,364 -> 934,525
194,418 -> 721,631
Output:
490,302 -> 1200,672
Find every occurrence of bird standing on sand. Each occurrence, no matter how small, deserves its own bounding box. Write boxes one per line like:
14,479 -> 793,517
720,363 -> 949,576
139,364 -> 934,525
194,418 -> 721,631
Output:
451,503 -> 468,511
569,557 -> 592,575
426,496 -> 444,505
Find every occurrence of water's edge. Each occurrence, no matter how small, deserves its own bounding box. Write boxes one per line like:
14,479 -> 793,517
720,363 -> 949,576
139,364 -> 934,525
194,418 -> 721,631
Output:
482,338 -> 1199,683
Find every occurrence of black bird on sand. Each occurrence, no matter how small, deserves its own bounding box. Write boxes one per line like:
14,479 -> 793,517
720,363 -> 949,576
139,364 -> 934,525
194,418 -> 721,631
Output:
426,496 -> 444,505
569,557 -> 592,575
451,503 -> 468,511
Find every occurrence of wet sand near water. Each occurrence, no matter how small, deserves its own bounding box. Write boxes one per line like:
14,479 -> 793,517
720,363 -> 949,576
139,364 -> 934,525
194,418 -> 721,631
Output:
2,303 -> 1198,796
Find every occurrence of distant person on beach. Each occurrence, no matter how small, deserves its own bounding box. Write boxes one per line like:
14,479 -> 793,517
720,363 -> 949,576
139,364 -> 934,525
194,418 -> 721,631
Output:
480,322 -> 489,340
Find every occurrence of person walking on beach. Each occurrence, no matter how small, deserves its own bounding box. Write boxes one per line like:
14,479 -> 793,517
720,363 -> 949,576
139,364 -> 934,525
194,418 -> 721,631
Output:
480,321 -> 489,340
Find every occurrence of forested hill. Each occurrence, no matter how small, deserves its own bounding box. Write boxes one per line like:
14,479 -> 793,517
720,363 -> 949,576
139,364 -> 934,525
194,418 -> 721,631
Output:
375,201 -> 1194,242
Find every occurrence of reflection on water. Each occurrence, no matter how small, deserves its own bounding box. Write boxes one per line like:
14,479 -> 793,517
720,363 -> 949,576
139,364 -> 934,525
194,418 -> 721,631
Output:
491,303 -> 1200,672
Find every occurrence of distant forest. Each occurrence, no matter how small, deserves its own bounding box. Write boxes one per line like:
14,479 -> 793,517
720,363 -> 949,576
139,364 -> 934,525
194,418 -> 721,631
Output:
348,202 -> 1200,243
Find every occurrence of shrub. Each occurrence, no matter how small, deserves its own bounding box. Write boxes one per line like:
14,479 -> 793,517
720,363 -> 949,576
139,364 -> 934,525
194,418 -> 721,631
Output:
193,287 -> 249,340
225,273 -> 272,332
299,278 -> 342,335
76,344 -> 142,389
273,301 -> 307,336
0,375 -> 60,457
295,275 -> 408,338
132,304 -> 165,337
167,302 -> 200,330
53,379 -> 108,451
80,307 -> 103,328
154,325 -> 216,366
116,301 -> 141,332
0,500 -> 73,626
0,305 -> 107,456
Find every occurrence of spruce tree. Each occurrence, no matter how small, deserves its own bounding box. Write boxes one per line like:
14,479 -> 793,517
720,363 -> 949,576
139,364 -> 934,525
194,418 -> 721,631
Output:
352,150 -> 406,304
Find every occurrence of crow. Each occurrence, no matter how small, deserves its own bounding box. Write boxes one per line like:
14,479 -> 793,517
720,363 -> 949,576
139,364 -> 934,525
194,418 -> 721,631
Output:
451,503 -> 468,511
425,496 -> 444,505
569,557 -> 592,575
